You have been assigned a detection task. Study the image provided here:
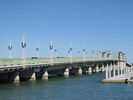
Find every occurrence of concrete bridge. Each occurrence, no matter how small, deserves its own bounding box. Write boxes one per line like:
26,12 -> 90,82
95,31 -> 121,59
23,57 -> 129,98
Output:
0,54 -> 131,83
0,35 -> 132,83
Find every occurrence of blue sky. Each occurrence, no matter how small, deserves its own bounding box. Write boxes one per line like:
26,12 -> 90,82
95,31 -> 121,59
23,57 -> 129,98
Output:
0,0 -> 133,62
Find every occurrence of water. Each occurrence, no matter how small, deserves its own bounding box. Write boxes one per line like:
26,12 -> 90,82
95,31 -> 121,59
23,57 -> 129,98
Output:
0,72 -> 133,100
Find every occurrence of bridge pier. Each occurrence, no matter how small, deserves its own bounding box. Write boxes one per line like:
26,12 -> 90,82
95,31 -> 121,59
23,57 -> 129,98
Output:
41,69 -> 48,80
20,70 -> 36,81
88,66 -> 92,74
78,67 -> 82,75
8,71 -> 20,83
29,71 -> 36,81
64,68 -> 69,77
101,64 -> 105,72
95,65 -> 99,73
105,65 -> 108,79
113,64 -> 116,77
13,72 -> 20,83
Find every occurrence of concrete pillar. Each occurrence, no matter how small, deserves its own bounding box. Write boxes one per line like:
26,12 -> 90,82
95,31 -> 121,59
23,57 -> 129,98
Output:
20,70 -> 36,81
78,67 -> 82,75
64,68 -> 69,77
109,64 -> 111,78
127,67 -> 130,82
105,64 -> 108,79
29,71 -> 36,81
88,66 -> 92,74
113,64 -> 115,77
101,64 -> 105,72
120,67 -> 123,74
95,65 -> 99,73
13,72 -> 20,83
117,62 -> 120,75
118,51 -> 123,71
42,71 -> 48,80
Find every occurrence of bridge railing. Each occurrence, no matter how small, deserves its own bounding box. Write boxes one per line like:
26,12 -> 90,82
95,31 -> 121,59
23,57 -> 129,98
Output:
0,57 -> 118,67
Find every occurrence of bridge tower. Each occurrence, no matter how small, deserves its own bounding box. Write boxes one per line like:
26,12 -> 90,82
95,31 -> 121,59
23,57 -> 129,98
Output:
8,40 -> 12,59
118,52 -> 123,71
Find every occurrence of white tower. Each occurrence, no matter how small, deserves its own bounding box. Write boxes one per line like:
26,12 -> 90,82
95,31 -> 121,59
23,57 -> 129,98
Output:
55,46 -> 57,58
22,34 -> 26,59
50,40 -> 53,65
8,40 -> 12,59
36,43 -> 39,57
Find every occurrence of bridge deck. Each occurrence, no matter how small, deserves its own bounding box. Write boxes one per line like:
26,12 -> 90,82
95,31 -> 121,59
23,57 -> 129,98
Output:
0,57 -> 117,67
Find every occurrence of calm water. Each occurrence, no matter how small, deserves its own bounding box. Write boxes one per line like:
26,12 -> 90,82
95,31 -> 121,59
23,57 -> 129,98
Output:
0,72 -> 133,100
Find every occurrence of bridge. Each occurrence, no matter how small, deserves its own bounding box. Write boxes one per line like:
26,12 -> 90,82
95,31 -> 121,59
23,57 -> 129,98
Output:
0,35 -> 132,83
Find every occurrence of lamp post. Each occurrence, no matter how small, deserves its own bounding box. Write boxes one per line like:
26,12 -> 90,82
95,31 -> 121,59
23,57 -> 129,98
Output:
8,40 -> 12,59
83,46 -> 85,62
36,43 -> 39,58
78,49 -> 80,57
22,34 -> 26,60
70,43 -> 72,63
55,46 -> 57,58
92,49 -> 94,61
50,40 -> 53,65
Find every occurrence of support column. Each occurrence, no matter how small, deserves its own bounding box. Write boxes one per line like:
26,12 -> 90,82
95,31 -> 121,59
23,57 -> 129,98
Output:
95,65 -> 99,73
29,71 -> 36,81
101,64 -> 105,72
13,72 -> 20,83
40,68 -> 49,80
78,67 -> 82,75
42,71 -> 48,80
109,65 -> 111,78
113,63 -> 115,77
117,62 -> 120,75
64,68 -> 69,77
105,64 -> 108,79
88,66 -> 92,74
